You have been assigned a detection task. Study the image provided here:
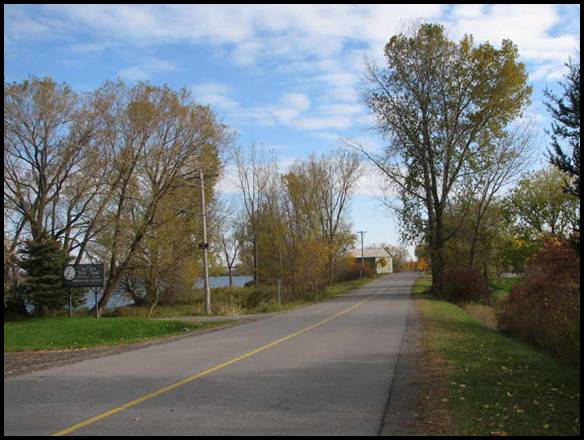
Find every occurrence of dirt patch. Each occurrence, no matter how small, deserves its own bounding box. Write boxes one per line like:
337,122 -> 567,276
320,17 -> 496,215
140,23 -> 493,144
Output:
4,320 -> 242,379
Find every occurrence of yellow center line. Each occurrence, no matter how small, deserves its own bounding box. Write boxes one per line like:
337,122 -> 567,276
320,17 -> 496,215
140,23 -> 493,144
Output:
52,290 -> 381,436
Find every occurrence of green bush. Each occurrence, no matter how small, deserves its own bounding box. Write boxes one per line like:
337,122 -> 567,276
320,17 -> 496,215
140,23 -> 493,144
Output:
497,238 -> 580,364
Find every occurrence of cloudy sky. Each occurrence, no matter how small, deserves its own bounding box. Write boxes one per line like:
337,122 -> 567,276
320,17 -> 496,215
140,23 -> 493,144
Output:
4,4 -> 580,251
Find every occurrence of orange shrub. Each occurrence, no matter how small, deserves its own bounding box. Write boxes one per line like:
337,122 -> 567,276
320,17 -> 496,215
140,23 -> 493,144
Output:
339,260 -> 376,281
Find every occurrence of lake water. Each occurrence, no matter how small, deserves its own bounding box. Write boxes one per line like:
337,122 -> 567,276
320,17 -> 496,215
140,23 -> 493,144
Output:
80,275 -> 254,310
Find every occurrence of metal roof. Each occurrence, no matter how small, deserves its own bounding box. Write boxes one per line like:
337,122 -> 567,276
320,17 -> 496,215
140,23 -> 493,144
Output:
347,247 -> 392,258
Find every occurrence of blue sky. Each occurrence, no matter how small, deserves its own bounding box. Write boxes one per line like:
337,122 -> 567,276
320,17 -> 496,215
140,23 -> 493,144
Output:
4,4 -> 580,254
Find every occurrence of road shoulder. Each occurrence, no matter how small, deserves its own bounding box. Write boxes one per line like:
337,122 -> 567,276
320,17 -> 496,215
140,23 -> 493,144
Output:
380,287 -> 425,436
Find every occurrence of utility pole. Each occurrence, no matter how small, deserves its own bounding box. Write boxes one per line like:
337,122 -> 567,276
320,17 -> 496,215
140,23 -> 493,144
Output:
357,230 -> 366,278
199,169 -> 212,315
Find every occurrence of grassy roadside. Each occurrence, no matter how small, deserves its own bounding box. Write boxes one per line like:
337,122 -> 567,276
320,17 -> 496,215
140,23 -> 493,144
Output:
4,276 -> 378,352
4,317 -> 230,352
413,275 -> 580,436
108,275 -> 378,318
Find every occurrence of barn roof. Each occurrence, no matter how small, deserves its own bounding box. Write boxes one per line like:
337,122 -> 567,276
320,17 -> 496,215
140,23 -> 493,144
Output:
347,247 -> 391,258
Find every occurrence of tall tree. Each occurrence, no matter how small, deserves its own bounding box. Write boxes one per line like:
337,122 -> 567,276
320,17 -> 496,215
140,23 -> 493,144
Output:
456,122 -> 533,267
353,23 -> 531,293
212,197 -> 242,288
544,60 -> 580,197
287,150 -> 362,283
234,143 -> 276,287
4,77 -> 102,254
93,81 -> 228,315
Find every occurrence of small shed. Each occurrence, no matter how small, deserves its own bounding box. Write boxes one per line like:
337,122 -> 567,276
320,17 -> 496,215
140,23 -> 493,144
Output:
347,247 -> 393,274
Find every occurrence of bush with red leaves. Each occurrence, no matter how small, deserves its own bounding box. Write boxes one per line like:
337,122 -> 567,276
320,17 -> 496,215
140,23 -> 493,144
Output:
439,265 -> 491,303
497,238 -> 580,364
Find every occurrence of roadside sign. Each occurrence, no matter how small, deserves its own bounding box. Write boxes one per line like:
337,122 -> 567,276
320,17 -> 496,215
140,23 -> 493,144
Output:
198,242 -> 209,249
63,264 -> 104,288
63,263 -> 104,319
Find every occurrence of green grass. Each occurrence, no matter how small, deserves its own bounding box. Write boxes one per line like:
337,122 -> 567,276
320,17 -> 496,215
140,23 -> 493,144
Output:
412,274 -> 432,295
104,304 -> 201,318
240,276 -> 379,312
413,276 -> 580,436
323,276 -> 376,297
4,317 -> 230,352
489,276 -> 522,302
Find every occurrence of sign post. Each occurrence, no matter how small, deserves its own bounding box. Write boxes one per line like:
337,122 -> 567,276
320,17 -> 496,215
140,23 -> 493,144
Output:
63,264 -> 105,319
93,288 -> 99,319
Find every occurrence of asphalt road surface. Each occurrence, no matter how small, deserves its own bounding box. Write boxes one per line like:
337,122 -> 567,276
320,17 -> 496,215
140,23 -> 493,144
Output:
4,272 -> 419,436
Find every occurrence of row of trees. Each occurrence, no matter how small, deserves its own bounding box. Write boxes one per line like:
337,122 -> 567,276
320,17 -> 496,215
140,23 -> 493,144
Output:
351,23 -> 579,290
222,145 -> 363,300
4,78 -> 365,317
4,78 -> 231,316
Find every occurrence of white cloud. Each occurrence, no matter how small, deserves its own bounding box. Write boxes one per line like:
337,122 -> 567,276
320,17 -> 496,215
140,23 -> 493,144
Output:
7,4 -> 580,132
117,56 -> 177,82
354,163 -> 392,197
191,83 -> 367,131
272,93 -> 311,124
118,66 -> 149,82
444,4 -> 580,81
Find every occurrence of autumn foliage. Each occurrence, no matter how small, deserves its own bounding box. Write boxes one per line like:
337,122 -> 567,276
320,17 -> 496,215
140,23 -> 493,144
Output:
497,238 -> 580,364
439,265 -> 491,303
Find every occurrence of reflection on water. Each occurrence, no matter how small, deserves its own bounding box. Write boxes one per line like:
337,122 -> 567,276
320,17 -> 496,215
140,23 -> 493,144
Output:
80,275 -> 254,309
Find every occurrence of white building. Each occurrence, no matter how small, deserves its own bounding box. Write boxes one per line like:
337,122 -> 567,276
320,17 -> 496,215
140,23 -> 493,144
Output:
347,247 -> 393,274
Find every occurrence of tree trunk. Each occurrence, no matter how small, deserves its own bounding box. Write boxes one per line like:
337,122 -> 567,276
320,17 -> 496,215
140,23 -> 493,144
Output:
96,280 -> 115,316
147,284 -> 160,319
469,211 -> 483,268
430,213 -> 446,295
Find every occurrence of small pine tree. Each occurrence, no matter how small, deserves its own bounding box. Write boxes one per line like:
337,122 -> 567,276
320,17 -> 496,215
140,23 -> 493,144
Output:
544,60 -> 580,198
18,231 -> 76,316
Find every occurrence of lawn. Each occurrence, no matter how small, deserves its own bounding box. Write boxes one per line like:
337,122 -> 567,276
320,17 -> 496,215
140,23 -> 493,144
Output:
4,317 -> 229,352
413,276 -> 580,436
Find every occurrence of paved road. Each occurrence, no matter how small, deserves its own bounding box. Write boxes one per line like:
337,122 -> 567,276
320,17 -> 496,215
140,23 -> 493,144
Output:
4,272 -> 418,436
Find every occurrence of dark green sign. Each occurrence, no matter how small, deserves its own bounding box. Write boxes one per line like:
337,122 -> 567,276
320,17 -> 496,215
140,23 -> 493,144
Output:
63,264 -> 104,287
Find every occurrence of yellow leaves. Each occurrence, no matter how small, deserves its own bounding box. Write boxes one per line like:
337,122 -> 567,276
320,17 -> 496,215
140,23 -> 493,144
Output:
417,258 -> 429,272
